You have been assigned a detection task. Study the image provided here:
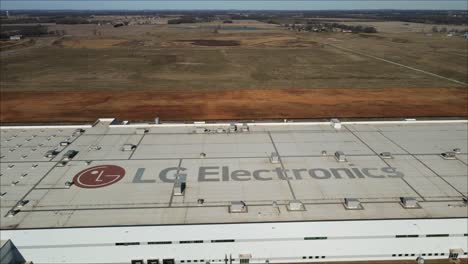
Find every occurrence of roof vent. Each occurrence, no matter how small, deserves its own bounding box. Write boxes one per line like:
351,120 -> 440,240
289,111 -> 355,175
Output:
45,149 -> 60,158
241,123 -> 249,132
136,128 -> 149,135
200,152 -> 206,158
380,152 -> 393,159
287,200 -> 305,211
60,141 -> 71,146
173,175 -> 186,196
400,197 -> 420,209
56,160 -> 68,167
65,181 -> 74,188
62,150 -> 78,161
11,181 -> 19,186
344,198 -> 362,210
440,152 -> 456,160
453,148 -> 461,154
197,198 -> 205,205
229,124 -> 237,132
321,150 -> 327,156
270,152 -> 279,164
229,201 -> 247,213
88,145 -> 102,151
334,151 -> 346,162
122,144 -> 137,151
7,164 -> 14,169
0,192 -> 6,198
16,200 -> 29,208
330,118 -> 341,129
155,116 -> 160,124
216,128 -> 225,133
195,127 -> 207,134
6,209 -> 19,217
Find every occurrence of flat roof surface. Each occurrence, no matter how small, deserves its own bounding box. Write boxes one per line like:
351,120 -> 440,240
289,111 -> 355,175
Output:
1,120 -> 467,229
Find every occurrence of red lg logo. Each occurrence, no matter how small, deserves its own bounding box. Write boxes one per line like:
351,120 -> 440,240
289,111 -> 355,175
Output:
73,165 -> 125,189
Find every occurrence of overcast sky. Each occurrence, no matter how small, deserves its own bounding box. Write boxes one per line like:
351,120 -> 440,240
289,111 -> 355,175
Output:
1,0 -> 466,10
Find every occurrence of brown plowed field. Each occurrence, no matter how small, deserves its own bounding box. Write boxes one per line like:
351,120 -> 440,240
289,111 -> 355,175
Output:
1,88 -> 467,123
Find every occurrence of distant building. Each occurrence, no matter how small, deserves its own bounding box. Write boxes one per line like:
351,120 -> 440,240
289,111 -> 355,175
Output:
9,35 -> 22,41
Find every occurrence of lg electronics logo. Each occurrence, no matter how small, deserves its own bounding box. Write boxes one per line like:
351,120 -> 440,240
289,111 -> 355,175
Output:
73,165 -> 405,188
73,165 -> 125,188
142,166 -> 404,183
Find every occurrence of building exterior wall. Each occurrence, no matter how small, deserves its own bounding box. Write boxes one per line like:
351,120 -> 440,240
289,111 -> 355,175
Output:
2,218 -> 467,264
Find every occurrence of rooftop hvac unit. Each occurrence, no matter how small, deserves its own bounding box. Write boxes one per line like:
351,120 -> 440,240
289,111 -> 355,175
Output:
330,118 -> 342,129
75,128 -> 85,134
60,141 -> 71,146
229,201 -> 247,213
400,197 -> 420,209
380,152 -> 393,159
16,200 -> 29,208
122,144 -> 137,151
229,124 -> 237,132
287,200 -> 305,211
65,181 -> 73,188
270,152 -> 280,164
334,151 -> 346,162
44,149 -> 59,158
136,128 -> 149,134
173,175 -> 186,196
62,150 -> 78,161
195,127 -> 206,134
56,160 -> 68,167
241,124 -> 249,132
344,198 -> 362,210
6,210 -> 19,217
440,151 -> 456,160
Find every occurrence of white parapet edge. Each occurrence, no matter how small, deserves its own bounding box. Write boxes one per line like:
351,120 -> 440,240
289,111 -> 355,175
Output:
1,118 -> 467,129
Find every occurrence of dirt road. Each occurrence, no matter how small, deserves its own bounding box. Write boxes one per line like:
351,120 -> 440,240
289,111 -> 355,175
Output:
1,88 -> 466,123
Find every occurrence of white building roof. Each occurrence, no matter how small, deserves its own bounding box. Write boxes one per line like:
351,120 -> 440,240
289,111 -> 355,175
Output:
0,119 -> 467,229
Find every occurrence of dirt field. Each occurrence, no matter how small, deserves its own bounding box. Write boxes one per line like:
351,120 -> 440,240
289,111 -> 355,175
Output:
1,21 -> 467,91
0,20 -> 467,122
1,88 -> 466,123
